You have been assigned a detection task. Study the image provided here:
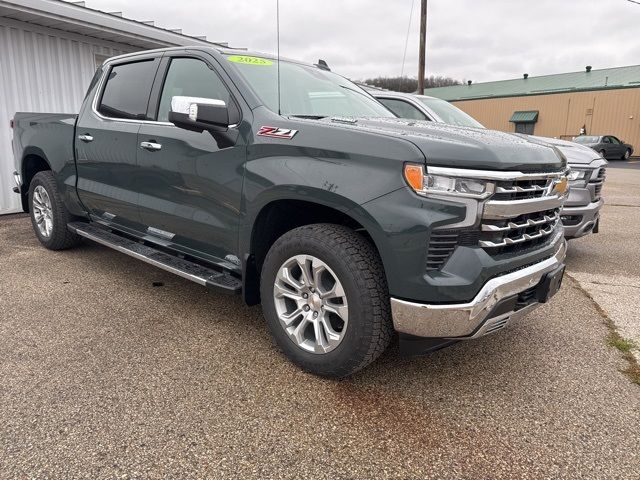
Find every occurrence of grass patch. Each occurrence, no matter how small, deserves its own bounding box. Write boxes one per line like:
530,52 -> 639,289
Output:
605,323 -> 640,385
607,332 -> 637,353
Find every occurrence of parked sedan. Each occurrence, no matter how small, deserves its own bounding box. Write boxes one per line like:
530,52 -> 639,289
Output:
572,135 -> 633,160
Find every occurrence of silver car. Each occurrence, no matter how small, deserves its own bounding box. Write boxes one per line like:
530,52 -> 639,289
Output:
370,89 -> 606,239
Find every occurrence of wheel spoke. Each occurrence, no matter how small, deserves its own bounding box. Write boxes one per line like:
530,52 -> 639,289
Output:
280,306 -> 304,326
319,317 -> 341,345
274,282 -> 302,301
277,266 -> 303,291
321,280 -> 345,300
312,319 -> 327,351
295,255 -> 314,287
291,314 -> 310,345
312,263 -> 326,290
323,303 -> 348,322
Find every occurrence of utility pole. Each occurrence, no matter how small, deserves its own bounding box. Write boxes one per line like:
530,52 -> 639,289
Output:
417,0 -> 427,93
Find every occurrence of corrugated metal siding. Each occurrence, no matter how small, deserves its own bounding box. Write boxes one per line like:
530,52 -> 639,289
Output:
453,88 -> 640,150
0,18 -> 133,214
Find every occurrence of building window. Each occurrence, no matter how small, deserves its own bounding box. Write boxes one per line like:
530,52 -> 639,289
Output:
509,110 -> 539,135
514,122 -> 535,134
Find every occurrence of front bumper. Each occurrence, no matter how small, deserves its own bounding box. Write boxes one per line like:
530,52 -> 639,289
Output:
561,197 -> 603,239
390,235 -> 566,339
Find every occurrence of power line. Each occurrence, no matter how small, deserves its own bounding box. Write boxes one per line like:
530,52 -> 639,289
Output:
400,0 -> 416,79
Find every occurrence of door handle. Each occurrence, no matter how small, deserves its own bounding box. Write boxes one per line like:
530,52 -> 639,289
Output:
140,141 -> 162,151
78,134 -> 93,142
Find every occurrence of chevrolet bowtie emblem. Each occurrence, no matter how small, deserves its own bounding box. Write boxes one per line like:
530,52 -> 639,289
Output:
551,177 -> 569,196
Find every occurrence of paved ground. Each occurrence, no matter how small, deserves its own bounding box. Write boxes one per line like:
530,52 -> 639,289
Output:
1,173 -> 639,479
565,168 -> 640,356
606,158 -> 640,169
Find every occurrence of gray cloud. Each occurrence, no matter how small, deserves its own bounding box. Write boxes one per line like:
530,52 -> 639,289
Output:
83,0 -> 640,83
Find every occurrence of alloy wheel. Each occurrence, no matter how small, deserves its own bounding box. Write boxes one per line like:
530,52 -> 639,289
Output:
273,254 -> 349,354
32,185 -> 53,238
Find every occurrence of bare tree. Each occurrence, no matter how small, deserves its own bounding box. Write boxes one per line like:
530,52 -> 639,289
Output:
362,76 -> 461,93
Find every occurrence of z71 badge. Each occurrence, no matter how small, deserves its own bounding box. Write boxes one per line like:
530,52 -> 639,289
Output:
257,126 -> 298,139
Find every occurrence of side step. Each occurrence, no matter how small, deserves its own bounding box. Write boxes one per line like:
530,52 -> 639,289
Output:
68,222 -> 241,294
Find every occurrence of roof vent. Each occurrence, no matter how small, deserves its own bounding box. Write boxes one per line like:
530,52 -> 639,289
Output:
467,80 -> 472,86
523,73 -> 529,79
586,65 -> 592,73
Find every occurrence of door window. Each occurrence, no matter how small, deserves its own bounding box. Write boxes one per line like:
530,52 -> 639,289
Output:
603,137 -> 611,143
157,58 -> 231,122
98,59 -> 158,120
610,136 -> 621,144
378,98 -> 429,121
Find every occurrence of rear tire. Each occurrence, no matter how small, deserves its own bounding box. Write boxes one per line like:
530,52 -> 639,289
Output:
260,224 -> 393,378
28,171 -> 81,250
623,149 -> 631,160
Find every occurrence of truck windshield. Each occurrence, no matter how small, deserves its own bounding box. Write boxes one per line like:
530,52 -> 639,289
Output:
226,55 -> 394,118
417,96 -> 485,128
573,136 -> 599,143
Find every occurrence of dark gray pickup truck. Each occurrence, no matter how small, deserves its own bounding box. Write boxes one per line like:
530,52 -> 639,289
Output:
11,46 -> 568,377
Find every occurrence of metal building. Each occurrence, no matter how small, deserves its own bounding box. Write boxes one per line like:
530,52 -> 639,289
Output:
0,0 -> 222,214
427,65 -> 640,155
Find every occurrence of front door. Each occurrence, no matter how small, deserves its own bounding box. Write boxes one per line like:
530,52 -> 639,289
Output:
136,55 -> 245,263
75,57 -> 160,230
608,136 -> 624,158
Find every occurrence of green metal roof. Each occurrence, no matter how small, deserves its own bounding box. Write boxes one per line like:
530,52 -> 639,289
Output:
425,65 -> 640,101
509,110 -> 538,123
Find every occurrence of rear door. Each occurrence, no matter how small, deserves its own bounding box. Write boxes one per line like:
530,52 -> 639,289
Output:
75,55 -> 160,230
136,52 -> 246,264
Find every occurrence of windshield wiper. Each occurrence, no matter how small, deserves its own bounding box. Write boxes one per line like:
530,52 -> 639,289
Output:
288,114 -> 327,120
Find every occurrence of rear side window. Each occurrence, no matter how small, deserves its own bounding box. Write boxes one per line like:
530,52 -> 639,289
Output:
98,60 -> 158,120
378,98 -> 428,121
157,57 -> 231,122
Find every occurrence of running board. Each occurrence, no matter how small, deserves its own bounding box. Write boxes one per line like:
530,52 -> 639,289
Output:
68,222 -> 241,294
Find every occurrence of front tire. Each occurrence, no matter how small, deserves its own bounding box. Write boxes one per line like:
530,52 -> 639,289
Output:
260,224 -> 393,377
28,171 -> 81,250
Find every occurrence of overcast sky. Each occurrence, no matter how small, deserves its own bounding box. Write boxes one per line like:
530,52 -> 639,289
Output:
84,0 -> 640,84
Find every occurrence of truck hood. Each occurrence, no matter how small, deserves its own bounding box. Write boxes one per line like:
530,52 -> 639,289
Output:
521,135 -> 605,166
327,117 -> 566,172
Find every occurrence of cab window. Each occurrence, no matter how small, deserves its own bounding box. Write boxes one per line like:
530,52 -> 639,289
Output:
98,59 -> 158,120
157,57 -> 231,122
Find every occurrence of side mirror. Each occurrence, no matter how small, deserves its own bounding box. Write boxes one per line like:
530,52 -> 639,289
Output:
168,96 -> 229,132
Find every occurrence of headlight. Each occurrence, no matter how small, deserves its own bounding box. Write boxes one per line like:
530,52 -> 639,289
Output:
404,164 -> 492,199
567,169 -> 588,181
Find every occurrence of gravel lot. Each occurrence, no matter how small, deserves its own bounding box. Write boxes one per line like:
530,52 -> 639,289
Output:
1,168 -> 639,479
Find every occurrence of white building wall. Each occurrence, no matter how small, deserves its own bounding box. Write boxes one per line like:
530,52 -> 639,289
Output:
0,17 -> 135,214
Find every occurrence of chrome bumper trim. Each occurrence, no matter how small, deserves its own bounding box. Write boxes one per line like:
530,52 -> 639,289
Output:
562,198 -> 604,239
390,234 -> 567,339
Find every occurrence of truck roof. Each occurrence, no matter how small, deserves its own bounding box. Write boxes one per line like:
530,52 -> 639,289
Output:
99,46 -> 318,70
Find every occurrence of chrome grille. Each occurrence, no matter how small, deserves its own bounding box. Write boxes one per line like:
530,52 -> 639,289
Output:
425,169 -> 566,271
492,178 -> 551,201
479,208 -> 560,252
